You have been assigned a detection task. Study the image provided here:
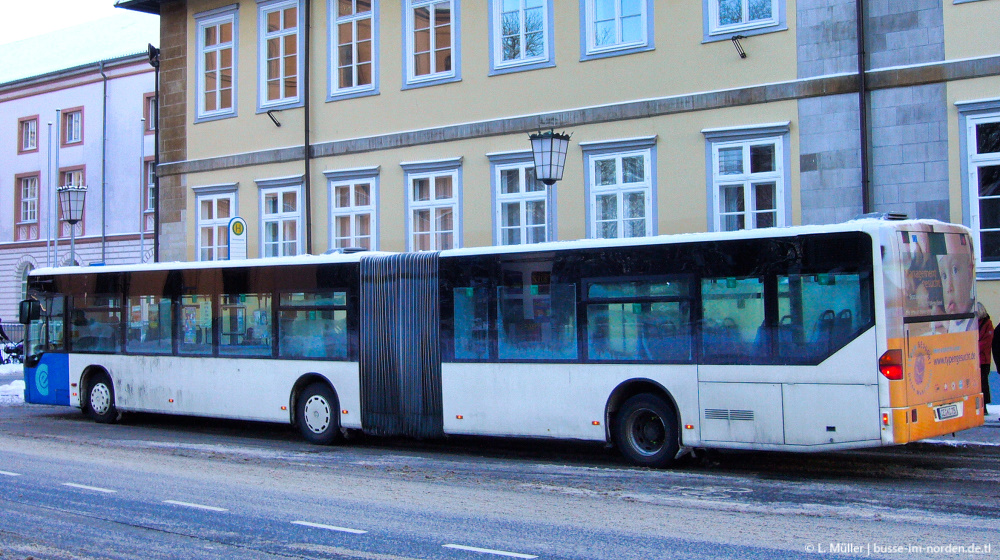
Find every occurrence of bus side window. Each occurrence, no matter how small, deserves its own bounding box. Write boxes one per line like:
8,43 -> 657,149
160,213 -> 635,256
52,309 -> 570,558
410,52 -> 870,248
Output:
277,292 -> 349,360
777,273 -> 871,362
584,278 -> 692,363
700,277 -> 765,362
453,286 -> 490,360
497,283 -> 577,361
220,293 -> 272,357
70,296 -> 121,353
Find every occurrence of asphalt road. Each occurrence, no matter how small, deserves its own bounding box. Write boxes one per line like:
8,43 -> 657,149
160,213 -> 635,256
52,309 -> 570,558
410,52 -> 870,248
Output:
1,400 -> 999,560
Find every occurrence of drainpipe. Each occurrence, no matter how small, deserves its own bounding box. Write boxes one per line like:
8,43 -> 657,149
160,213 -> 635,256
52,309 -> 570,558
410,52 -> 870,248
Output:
46,121 -> 53,267
856,0 -> 871,214
100,61 -> 109,263
54,109 -> 61,267
303,0 -> 313,255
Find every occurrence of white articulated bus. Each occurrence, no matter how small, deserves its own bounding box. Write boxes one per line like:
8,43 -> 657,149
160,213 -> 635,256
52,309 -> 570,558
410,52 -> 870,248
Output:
20,218 -> 984,467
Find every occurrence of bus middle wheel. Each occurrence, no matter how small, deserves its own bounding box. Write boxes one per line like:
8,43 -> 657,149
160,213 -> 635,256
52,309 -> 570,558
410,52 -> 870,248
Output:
296,382 -> 341,445
613,393 -> 679,468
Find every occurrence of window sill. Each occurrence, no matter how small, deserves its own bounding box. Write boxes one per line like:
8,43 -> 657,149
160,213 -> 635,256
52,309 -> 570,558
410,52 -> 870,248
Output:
194,110 -> 238,124
580,43 -> 653,62
703,24 -> 787,43
402,74 -> 461,91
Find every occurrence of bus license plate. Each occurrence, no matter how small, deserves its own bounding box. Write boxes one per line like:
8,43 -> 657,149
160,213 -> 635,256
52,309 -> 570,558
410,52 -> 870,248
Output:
934,403 -> 960,421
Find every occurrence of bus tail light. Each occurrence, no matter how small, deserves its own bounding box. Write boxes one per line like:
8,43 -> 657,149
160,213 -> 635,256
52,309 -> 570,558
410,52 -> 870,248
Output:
882,412 -> 890,426
879,350 -> 903,380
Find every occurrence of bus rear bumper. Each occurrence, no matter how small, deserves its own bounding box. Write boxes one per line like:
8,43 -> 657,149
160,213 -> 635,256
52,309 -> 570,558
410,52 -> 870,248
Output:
881,394 -> 984,445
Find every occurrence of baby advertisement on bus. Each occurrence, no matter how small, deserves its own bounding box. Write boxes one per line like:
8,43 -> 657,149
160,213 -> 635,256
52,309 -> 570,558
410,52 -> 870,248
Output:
892,229 -> 976,337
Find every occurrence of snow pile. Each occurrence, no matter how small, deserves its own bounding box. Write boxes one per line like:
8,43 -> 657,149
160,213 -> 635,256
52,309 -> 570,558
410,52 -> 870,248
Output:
0,379 -> 25,406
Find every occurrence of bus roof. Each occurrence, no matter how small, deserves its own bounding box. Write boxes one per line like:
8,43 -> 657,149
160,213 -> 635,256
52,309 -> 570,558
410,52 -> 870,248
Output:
30,218 -> 969,277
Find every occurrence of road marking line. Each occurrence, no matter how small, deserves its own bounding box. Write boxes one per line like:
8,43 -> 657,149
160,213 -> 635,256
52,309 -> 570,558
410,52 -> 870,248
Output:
291,520 -> 367,534
0,470 -> 21,477
62,483 -> 116,494
163,500 -> 228,512
443,544 -> 538,559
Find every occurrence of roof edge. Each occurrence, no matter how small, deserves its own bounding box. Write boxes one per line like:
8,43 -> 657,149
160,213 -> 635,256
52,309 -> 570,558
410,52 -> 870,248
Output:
115,0 -> 163,15
0,52 -> 152,90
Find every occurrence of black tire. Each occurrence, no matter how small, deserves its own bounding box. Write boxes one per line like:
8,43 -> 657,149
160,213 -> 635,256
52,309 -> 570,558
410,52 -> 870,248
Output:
86,372 -> 119,424
613,393 -> 679,468
296,382 -> 340,445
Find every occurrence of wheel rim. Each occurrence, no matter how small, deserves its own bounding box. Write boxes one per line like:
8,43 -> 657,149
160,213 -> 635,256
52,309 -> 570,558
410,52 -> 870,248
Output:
303,395 -> 332,434
626,409 -> 666,457
90,383 -> 112,416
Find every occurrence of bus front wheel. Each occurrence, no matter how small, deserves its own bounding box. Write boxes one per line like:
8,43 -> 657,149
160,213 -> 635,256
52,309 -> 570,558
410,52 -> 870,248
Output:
613,394 -> 679,468
296,382 -> 340,445
86,372 -> 119,424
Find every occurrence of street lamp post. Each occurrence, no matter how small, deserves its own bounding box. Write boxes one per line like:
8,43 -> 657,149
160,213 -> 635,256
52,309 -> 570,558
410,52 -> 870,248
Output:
58,185 -> 87,266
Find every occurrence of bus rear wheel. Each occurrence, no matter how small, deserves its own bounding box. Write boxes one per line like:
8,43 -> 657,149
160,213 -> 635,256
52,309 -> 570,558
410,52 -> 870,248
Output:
614,394 -> 679,468
297,382 -> 340,445
86,372 -> 119,424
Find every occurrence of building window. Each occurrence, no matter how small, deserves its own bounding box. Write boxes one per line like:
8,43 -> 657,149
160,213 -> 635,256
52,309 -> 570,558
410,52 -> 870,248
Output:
143,159 -> 156,233
62,108 -> 83,146
58,166 -> 86,238
402,159 -> 462,251
582,137 -> 657,240
581,0 -> 653,60
196,6 -> 238,121
15,173 -> 40,241
711,139 -> 782,231
489,0 -> 553,75
326,167 -> 379,250
703,0 -> 784,41
20,263 -> 34,301
195,189 -> 236,261
259,0 -> 302,109
260,182 -> 302,257
18,116 -> 38,154
330,0 -> 378,100
403,0 -> 460,88
489,155 -> 550,245
703,123 -> 789,233
143,93 -> 157,133
708,0 -> 778,34
964,111 -> 1000,266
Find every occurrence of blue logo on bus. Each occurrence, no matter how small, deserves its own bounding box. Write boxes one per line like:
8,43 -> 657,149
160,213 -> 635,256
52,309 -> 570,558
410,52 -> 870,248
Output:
36,364 -> 50,397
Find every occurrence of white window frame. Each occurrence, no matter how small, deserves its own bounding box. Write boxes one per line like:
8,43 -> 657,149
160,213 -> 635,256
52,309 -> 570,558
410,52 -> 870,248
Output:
587,150 -> 654,239
402,159 -> 462,251
489,0 -> 553,74
258,0 -> 304,110
20,117 -> 38,152
709,135 -> 788,231
329,0 -> 379,100
490,156 -> 551,246
963,110 -> 1000,270
704,0 -> 783,40
194,186 -> 237,261
325,166 -> 380,251
195,6 -> 239,122
19,175 -> 39,224
64,111 -> 82,144
403,0 -> 461,88
581,0 -> 653,59
258,179 -> 303,257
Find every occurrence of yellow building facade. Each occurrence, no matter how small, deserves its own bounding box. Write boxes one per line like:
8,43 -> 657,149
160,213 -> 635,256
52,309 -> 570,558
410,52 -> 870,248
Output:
118,0 -> 1000,313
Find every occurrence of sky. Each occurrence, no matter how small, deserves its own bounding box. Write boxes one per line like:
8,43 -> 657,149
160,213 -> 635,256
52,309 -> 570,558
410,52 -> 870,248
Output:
0,0 -> 128,46
0,1 -> 159,84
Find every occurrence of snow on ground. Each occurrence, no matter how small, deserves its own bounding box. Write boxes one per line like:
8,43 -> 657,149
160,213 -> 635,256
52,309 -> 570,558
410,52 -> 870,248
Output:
0,363 -> 24,405
0,379 -> 25,406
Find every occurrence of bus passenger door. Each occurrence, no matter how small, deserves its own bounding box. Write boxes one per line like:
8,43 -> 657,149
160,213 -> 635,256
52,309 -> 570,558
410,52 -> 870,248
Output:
22,296 -> 71,406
